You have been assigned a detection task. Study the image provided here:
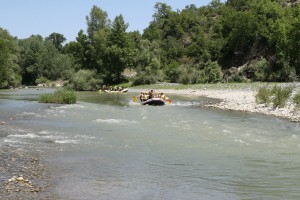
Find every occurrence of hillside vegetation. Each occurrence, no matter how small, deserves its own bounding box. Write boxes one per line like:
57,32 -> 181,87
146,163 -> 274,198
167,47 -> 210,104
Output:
1,0 -> 300,90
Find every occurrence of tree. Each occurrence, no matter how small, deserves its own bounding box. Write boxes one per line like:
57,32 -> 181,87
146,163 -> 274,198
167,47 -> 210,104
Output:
45,32 -> 66,51
153,3 -> 172,21
18,35 -> 44,85
225,0 -> 255,11
289,5 -> 300,74
19,35 -> 74,84
199,61 -> 223,83
0,28 -> 21,88
143,3 -> 173,41
221,9 -> 258,67
104,15 -> 133,83
86,5 -> 110,39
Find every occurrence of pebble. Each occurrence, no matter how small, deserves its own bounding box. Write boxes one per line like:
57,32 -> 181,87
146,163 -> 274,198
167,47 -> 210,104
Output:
16,177 -> 24,182
0,146 -> 51,199
156,88 -> 300,122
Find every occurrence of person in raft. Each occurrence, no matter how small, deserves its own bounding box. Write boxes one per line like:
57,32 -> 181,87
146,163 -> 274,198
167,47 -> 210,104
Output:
148,90 -> 154,99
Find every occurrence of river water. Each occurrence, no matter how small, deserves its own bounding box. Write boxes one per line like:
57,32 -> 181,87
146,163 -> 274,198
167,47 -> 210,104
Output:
0,88 -> 299,200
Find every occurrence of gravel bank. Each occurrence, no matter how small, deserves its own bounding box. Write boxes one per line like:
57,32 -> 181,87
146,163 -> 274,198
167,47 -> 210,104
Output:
0,145 -> 54,199
130,87 -> 300,122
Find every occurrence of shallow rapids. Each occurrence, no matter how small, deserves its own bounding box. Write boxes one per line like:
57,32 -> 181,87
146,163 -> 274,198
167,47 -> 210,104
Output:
1,88 -> 299,200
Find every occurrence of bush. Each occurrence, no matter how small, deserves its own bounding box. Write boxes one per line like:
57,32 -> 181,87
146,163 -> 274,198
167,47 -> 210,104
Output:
165,62 -> 181,83
271,85 -> 293,108
35,76 -> 49,85
250,58 -> 271,81
132,66 -> 164,86
178,66 -> 200,84
70,70 -> 102,91
272,59 -> 298,82
256,86 -> 272,104
226,72 -> 249,83
132,74 -> 157,86
39,89 -> 77,104
256,85 -> 294,108
198,61 -> 223,83
293,93 -> 300,108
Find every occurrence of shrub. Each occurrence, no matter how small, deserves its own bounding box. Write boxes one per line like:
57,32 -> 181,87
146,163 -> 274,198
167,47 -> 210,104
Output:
256,86 -> 272,104
178,66 -> 200,84
250,58 -> 271,81
35,76 -> 49,85
271,85 -> 293,108
165,62 -> 181,83
293,93 -> 300,108
272,59 -> 298,82
132,74 -> 157,86
226,72 -> 249,83
132,66 -> 164,86
198,61 -> 223,83
70,70 -> 102,91
39,89 -> 77,104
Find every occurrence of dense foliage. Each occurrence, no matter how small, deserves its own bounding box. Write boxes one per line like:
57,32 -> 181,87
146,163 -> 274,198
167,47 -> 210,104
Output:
1,0 -> 300,89
0,28 -> 21,88
39,89 -> 77,104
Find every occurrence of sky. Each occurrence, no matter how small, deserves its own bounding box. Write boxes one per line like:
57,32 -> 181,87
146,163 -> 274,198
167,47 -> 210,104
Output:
0,0 -> 222,42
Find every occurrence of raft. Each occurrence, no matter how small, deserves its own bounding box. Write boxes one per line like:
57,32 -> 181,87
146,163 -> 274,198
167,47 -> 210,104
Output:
100,88 -> 128,93
142,98 -> 165,106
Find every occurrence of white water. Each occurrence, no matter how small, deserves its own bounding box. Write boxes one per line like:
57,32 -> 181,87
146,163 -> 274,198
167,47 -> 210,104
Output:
1,89 -> 300,200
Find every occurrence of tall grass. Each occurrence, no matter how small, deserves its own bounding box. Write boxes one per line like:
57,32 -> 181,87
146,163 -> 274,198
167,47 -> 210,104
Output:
255,86 -> 272,104
293,93 -> 300,108
272,86 -> 293,108
39,89 -> 77,104
255,85 -> 294,108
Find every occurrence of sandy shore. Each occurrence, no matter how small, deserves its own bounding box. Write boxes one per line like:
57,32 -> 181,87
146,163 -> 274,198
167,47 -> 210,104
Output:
130,88 -> 300,122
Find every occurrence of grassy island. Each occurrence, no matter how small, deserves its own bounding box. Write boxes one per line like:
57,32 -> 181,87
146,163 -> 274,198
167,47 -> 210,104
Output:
38,89 -> 77,104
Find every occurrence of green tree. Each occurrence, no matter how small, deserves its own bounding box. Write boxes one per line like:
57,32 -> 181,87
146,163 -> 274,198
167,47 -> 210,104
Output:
143,3 -> 173,41
225,0 -> 255,11
132,39 -> 163,85
289,5 -> 300,75
0,28 -> 21,88
19,35 -> 74,85
18,35 -> 44,85
86,5 -> 110,39
104,15 -> 133,83
199,61 -> 223,83
70,69 -> 102,91
45,32 -> 66,51
221,8 -> 258,67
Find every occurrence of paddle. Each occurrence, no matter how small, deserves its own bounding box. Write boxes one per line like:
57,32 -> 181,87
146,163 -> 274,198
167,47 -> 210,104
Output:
132,96 -> 138,102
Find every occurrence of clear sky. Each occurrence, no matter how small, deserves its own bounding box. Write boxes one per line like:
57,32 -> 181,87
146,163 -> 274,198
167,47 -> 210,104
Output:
0,0 -> 222,42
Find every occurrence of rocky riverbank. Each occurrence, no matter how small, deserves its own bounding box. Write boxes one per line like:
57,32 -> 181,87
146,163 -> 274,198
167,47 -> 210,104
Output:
0,145 -> 54,199
130,86 -> 300,122
164,89 -> 300,122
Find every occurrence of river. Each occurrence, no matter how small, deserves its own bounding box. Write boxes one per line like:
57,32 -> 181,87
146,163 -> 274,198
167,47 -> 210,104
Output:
0,88 -> 299,200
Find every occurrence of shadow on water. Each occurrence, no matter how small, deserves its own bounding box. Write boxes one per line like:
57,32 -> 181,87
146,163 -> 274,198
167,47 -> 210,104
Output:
77,91 -> 131,107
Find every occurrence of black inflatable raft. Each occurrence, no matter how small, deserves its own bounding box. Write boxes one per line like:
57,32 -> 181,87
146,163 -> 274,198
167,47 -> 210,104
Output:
141,98 -> 165,106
